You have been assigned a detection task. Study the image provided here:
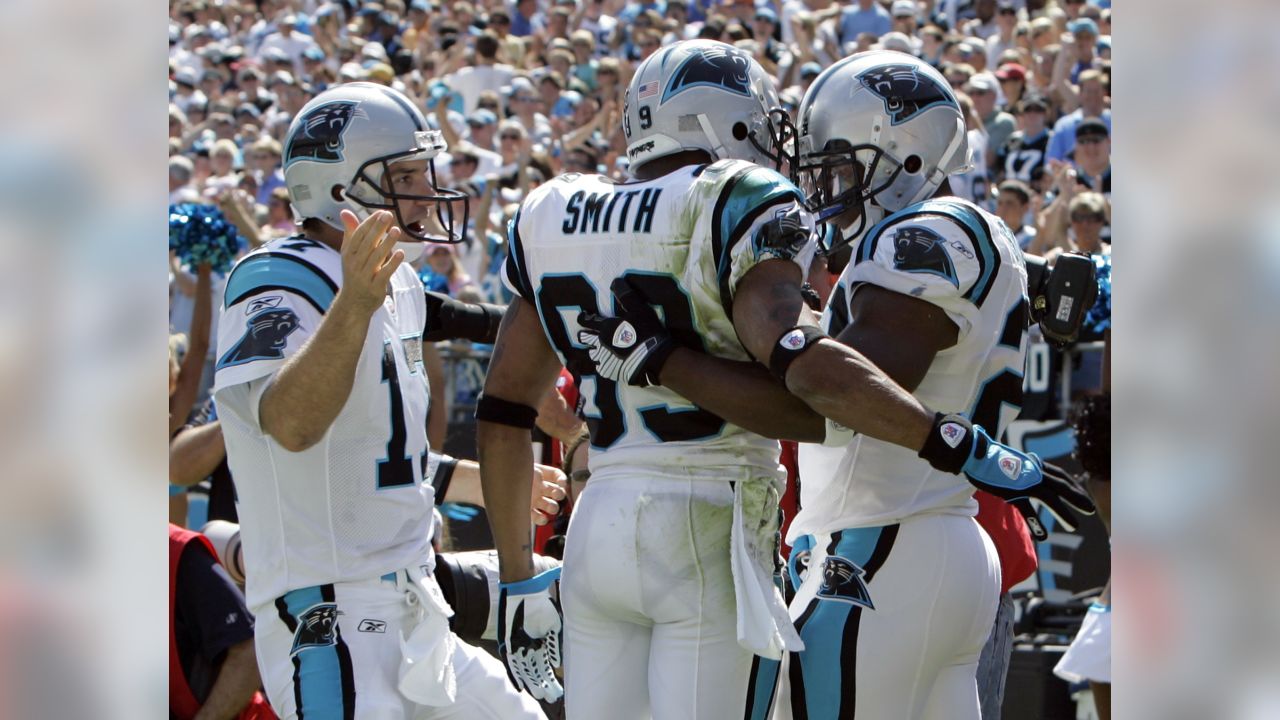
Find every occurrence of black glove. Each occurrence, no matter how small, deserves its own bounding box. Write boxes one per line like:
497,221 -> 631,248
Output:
575,277 -> 677,387
918,413 -> 1096,541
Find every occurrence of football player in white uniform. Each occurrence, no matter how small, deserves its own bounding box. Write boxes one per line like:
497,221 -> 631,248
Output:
212,82 -> 546,719
476,41 -> 1093,720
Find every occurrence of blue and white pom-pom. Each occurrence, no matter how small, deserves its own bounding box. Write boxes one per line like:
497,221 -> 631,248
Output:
1084,254 -> 1112,335
169,202 -> 244,274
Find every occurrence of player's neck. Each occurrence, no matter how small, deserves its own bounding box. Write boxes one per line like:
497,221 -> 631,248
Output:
632,150 -> 713,181
303,222 -> 344,252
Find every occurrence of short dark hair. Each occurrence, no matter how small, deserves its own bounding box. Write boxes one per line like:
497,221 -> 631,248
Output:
1071,393 -> 1110,481
998,179 -> 1032,204
476,32 -> 500,59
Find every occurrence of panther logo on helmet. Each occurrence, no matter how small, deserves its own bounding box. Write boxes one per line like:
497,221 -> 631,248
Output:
663,45 -> 753,102
285,101 -> 364,165
858,63 -> 954,126
891,225 -> 958,287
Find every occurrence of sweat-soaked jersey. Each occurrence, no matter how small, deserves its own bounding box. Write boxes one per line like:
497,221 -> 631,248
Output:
505,159 -> 817,476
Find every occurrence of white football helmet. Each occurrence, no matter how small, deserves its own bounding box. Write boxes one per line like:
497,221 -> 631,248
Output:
623,40 -> 792,174
283,82 -> 469,243
794,52 -> 970,252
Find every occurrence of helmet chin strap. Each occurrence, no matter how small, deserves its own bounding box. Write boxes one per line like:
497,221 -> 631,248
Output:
696,113 -> 730,161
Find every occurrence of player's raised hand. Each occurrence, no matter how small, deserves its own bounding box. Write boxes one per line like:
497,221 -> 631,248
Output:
338,209 -> 403,316
575,277 -> 677,387
498,567 -> 564,702
917,413 -> 1096,540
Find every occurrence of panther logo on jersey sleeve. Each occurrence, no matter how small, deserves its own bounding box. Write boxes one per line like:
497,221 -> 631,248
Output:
217,308 -> 301,369
816,556 -> 875,609
858,64 -> 954,126
285,101 -> 362,165
663,45 -> 753,102
891,225 -> 958,287
290,603 -> 340,654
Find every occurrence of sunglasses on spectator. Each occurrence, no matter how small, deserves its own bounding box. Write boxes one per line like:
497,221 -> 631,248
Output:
1070,213 -> 1105,223
1077,134 -> 1107,145
998,8 -> 1017,15
500,133 -> 522,140
492,17 -> 510,25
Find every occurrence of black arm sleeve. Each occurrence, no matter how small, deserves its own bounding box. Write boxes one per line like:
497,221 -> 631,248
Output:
422,290 -> 507,343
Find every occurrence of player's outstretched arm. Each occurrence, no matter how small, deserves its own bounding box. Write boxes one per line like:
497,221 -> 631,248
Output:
477,297 -> 564,583
260,210 -> 403,451
732,259 -> 936,450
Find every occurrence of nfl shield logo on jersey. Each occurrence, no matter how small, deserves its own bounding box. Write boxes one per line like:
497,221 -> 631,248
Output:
291,603 -> 340,655
816,556 -> 875,609
999,456 -> 1022,479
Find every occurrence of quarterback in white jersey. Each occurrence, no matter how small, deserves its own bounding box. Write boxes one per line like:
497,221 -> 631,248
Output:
478,41 -> 1091,720
214,83 -> 544,719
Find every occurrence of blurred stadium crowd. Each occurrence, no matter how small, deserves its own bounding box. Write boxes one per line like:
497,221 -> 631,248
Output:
168,0 -> 1112,718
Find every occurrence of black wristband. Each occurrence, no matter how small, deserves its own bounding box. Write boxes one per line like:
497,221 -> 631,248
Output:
768,325 -> 828,382
917,412 -> 975,474
431,454 -> 459,506
474,394 -> 538,429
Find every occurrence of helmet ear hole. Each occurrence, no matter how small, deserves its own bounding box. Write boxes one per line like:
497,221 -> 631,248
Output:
732,122 -> 749,141
903,155 -> 923,173
330,185 -> 345,202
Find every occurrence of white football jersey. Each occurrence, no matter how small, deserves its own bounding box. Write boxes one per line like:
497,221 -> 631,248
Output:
212,236 -> 435,609
507,159 -> 817,475
791,198 -> 1029,539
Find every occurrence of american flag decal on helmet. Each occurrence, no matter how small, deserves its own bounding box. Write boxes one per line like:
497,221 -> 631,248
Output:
637,81 -> 659,99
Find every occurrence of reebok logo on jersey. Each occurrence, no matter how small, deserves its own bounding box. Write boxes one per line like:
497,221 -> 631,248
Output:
779,329 -> 807,350
999,456 -> 1022,479
940,422 -> 967,448
613,322 -> 637,349
247,295 -> 283,315
357,619 -> 387,633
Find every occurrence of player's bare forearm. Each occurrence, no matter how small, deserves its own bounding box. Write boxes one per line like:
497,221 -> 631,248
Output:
659,349 -> 824,442
259,293 -> 370,451
169,421 -> 227,487
477,297 -> 564,582
478,423 -> 539,582
732,260 -> 932,451
170,266 -> 214,436
192,639 -> 262,720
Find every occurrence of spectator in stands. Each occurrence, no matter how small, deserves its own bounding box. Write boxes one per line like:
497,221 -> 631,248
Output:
507,79 -> 553,149
169,524 -> 272,719
966,73 -> 1015,170
1047,69 -> 1110,161
838,0 -> 891,49
995,61 -> 1027,109
985,1 -> 1020,69
446,32 -> 515,113
950,90 -> 991,205
996,93 -> 1053,189
170,155 -> 200,204
994,178 -> 1039,249
964,0 -> 1000,40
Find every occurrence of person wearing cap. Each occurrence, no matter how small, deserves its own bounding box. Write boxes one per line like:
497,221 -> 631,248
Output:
1063,17 -> 1100,83
1070,117 -> 1111,208
1046,68 -> 1110,162
995,93 -> 1054,191
510,0 -> 546,37
889,0 -> 918,36
985,0 -> 1021,70
994,62 -> 1027,108
256,12 -> 318,74
172,68 -> 208,115
966,74 -> 1016,170
838,0 -> 891,49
